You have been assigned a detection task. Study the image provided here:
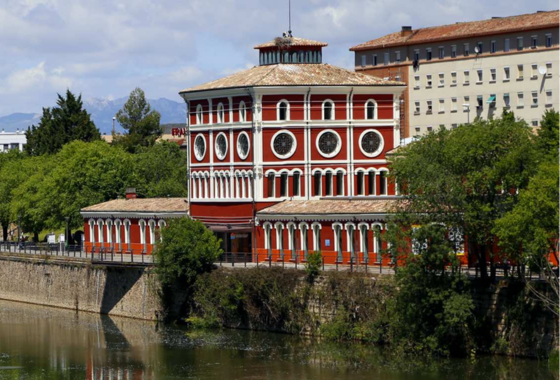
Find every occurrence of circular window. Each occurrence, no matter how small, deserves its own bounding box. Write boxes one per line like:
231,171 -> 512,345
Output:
215,132 -> 228,160
359,129 -> 384,158
237,132 -> 250,160
316,130 -> 341,158
271,130 -> 297,159
194,134 -> 206,161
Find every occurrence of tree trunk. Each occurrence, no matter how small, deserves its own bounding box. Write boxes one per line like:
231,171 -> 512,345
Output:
2,225 -> 7,242
478,244 -> 489,282
33,231 -> 39,243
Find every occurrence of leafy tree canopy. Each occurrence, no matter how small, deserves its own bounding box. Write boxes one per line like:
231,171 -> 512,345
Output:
25,90 -> 101,156
388,111 -> 539,280
113,88 -> 162,152
134,141 -> 188,198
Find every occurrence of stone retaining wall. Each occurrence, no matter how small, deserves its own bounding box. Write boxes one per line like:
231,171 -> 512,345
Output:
0,255 -> 163,321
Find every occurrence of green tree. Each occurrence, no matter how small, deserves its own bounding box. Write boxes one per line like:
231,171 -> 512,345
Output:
134,141 -> 188,197
536,109 -> 559,159
37,141 -> 135,231
113,88 -> 162,152
388,113 -> 538,281
10,156 -> 55,241
25,90 -> 100,156
155,217 -> 222,289
385,223 -> 475,356
0,150 -> 26,240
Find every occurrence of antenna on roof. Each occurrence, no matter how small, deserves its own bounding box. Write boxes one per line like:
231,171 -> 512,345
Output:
288,0 -> 292,37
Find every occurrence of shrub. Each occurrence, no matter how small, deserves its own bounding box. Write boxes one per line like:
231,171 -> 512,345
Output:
305,251 -> 322,281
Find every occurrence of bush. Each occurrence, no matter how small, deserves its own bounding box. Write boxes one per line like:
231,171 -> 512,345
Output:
305,251 -> 322,281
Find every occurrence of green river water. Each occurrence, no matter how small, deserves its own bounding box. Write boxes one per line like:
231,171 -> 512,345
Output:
0,300 -> 556,379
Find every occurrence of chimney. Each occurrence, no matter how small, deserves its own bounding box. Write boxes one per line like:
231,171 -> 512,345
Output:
401,26 -> 413,37
126,188 -> 137,199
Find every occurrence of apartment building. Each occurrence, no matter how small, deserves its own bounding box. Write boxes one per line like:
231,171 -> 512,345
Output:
350,10 -> 559,137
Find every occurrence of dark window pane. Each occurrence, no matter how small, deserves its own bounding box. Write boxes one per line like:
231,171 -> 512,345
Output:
280,173 -> 288,197
325,172 -> 333,195
293,173 -> 300,196
357,172 -> 364,195
336,172 -> 344,196
267,173 -> 275,197
368,172 -> 375,195
314,172 -> 321,196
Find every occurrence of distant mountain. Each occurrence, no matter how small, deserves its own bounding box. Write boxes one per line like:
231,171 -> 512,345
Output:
0,97 -> 186,135
0,113 -> 41,132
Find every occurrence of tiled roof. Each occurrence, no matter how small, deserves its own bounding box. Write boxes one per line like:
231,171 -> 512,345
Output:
180,64 -> 405,94
350,10 -> 559,51
81,198 -> 189,213
254,36 -> 328,49
257,199 -> 398,215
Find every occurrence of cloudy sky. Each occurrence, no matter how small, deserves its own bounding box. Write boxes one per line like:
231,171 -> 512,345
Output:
0,0 -> 556,115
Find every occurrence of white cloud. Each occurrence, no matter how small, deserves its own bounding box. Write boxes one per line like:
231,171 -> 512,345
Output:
0,0 -> 556,115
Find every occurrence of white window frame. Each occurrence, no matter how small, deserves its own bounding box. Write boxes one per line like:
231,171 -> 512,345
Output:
545,90 -> 553,105
438,72 -> 444,87
438,99 -> 445,113
270,129 -> 297,160
517,92 -> 524,107
451,71 -> 457,86
463,70 -> 470,85
277,100 -> 290,121
476,69 -> 483,83
311,222 -> 321,251
451,98 -> 457,112
239,101 -> 247,122
504,67 -> 510,81
217,103 -> 225,124
531,91 -> 538,107
414,101 -> 420,114
214,132 -> 228,161
365,99 -> 378,120
196,104 -> 204,125
316,129 -> 342,158
426,74 -> 432,88
427,100 -> 433,114
503,93 -> 510,108
322,99 -> 335,121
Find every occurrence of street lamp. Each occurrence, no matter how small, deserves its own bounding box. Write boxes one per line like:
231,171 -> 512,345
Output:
65,217 -> 70,252
17,214 -> 21,249
462,103 -> 470,124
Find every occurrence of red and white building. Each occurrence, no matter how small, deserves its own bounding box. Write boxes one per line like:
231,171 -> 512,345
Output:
81,190 -> 189,254
179,35 -> 406,264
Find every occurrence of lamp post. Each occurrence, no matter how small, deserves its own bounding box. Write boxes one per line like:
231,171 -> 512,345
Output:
17,214 -> 21,250
112,117 -> 116,135
65,217 -> 70,252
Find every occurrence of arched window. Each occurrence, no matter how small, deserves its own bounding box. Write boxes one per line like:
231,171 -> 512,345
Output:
278,101 -> 289,121
196,104 -> 203,125
106,219 -> 113,245
299,223 -> 309,259
267,172 -> 275,198
325,171 -> 333,196
365,100 -> 377,120
311,223 -> 321,252
336,171 -> 344,196
356,171 -> 365,195
287,223 -> 297,260
313,171 -> 322,197
346,223 -> 356,263
239,101 -> 247,122
123,220 -> 131,251
323,100 -> 334,120
88,220 -> 96,245
148,220 -> 156,246
292,52 -> 298,63
368,170 -> 376,195
280,172 -> 288,197
373,224 -> 383,263
333,223 -> 343,262
217,103 -> 225,123
139,220 -> 146,249
275,222 -> 284,259
97,220 -> 104,245
359,223 -> 369,262
292,172 -> 301,197
379,170 -> 388,195
284,51 -> 290,63
263,222 -> 272,257
247,172 -> 254,199
114,219 -> 122,249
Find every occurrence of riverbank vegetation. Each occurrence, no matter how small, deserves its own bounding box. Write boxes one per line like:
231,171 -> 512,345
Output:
0,88 -> 187,242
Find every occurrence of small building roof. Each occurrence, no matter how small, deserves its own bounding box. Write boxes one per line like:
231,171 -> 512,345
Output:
254,36 -> 329,49
257,198 -> 399,216
81,198 -> 189,214
350,10 -> 559,51
180,64 -> 405,94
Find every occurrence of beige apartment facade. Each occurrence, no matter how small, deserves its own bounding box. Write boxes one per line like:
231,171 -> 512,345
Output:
350,10 -> 559,137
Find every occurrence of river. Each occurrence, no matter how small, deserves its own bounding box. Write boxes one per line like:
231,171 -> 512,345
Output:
0,300 -> 555,379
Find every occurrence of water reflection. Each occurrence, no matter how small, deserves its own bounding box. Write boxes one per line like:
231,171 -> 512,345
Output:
0,300 -> 556,379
